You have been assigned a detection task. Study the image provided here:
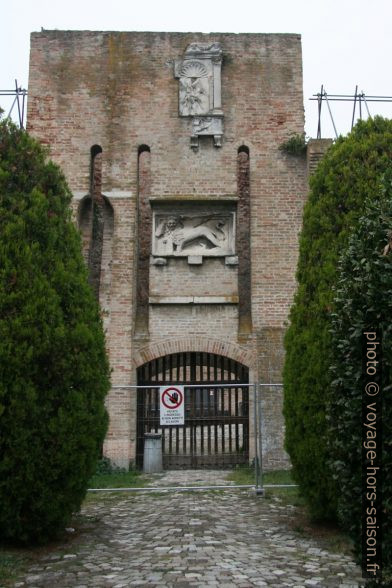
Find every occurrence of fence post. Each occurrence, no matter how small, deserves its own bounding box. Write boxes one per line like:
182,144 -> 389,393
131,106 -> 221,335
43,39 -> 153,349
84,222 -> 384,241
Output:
253,383 -> 260,490
255,382 -> 264,495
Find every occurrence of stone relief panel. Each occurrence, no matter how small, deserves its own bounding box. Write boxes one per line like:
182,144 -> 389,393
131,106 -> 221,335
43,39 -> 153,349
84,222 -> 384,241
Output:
174,42 -> 223,149
152,205 -> 235,259
178,61 -> 210,116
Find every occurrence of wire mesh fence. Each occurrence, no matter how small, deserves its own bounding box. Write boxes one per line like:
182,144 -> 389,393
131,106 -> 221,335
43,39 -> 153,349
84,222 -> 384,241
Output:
89,379 -> 296,494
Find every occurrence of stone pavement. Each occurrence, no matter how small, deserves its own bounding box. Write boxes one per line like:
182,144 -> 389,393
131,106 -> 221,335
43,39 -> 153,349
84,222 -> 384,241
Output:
13,472 -> 364,588
145,470 -> 237,488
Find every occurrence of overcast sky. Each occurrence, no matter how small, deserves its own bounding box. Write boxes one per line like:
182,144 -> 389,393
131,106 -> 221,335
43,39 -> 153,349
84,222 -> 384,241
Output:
1,0 -> 392,138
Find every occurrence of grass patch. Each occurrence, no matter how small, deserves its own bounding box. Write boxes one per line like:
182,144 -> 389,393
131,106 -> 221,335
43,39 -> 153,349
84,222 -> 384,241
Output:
88,469 -> 145,489
278,133 -> 307,155
0,549 -> 33,587
226,464 -> 255,485
264,469 -> 295,485
87,457 -> 146,489
264,486 -> 305,507
262,470 -> 304,506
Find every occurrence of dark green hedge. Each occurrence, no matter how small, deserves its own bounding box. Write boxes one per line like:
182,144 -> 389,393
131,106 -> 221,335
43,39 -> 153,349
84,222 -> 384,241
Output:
0,120 -> 110,544
283,117 -> 392,520
329,175 -> 392,585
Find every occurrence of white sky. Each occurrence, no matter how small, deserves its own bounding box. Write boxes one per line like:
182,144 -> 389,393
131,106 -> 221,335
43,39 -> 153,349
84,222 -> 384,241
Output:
1,0 -> 392,138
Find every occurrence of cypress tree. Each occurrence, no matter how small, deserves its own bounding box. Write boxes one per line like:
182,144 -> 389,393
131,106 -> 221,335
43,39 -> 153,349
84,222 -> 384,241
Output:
329,174 -> 392,585
0,119 -> 110,544
283,117 -> 392,520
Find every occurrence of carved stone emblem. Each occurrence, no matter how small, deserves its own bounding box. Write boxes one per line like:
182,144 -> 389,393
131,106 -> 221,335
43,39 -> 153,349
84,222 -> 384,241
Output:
152,208 -> 235,259
174,42 -> 223,149
179,61 -> 209,116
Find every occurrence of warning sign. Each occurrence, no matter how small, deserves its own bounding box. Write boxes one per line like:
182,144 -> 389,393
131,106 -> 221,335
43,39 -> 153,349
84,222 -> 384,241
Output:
160,386 -> 185,426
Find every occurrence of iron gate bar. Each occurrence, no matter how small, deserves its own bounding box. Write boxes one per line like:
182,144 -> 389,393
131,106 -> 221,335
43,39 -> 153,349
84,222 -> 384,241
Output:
136,386 -> 250,469
114,382 -> 257,489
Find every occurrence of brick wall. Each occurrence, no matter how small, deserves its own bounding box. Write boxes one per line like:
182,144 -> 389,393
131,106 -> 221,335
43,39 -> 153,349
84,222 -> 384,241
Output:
27,31 -> 308,470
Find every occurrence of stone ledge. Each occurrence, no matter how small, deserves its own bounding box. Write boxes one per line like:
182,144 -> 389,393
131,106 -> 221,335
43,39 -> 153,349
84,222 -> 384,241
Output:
73,190 -> 134,200
149,194 -> 238,202
149,295 -> 239,304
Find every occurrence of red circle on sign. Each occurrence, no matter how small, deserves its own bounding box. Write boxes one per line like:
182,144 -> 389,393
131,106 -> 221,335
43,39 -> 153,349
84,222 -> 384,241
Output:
162,387 -> 183,410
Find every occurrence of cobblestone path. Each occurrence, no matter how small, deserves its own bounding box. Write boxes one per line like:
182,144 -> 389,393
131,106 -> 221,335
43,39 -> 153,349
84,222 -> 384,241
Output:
13,474 -> 364,588
145,470 -> 238,488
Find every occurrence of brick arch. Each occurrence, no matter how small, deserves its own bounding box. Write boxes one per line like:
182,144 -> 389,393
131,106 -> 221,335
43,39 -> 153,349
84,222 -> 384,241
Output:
133,337 -> 255,370
77,192 -> 114,218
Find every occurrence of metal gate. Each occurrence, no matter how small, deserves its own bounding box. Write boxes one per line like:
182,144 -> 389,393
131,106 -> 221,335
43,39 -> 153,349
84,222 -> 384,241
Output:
136,352 -> 249,469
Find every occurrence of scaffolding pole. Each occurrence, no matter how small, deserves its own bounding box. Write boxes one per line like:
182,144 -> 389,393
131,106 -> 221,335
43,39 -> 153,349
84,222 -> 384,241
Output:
310,87 -> 392,139
0,80 -> 28,128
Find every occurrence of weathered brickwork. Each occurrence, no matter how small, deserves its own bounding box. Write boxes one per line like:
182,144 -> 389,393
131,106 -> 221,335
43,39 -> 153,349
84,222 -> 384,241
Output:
27,30 -> 308,470
150,258 -> 238,298
149,304 -> 239,340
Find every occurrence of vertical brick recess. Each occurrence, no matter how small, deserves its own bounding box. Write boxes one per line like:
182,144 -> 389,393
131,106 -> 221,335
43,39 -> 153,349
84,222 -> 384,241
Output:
237,147 -> 252,336
135,147 -> 151,337
88,146 -> 104,300
27,31 -> 309,469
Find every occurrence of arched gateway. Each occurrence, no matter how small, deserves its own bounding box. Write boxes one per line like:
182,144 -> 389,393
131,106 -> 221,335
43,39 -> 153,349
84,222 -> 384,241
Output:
136,352 -> 249,468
